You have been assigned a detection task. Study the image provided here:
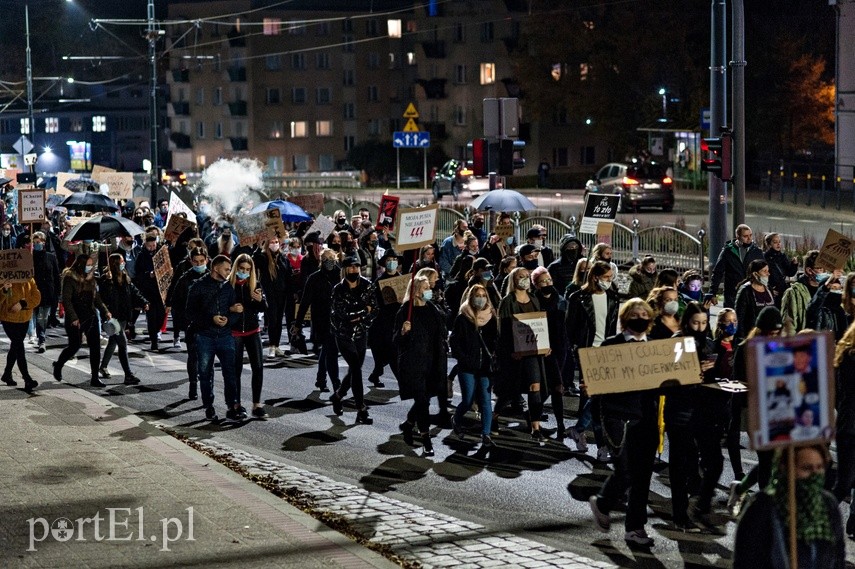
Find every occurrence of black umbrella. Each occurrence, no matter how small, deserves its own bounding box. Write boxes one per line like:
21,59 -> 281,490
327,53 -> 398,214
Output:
63,178 -> 94,192
59,191 -> 119,213
62,214 -> 145,242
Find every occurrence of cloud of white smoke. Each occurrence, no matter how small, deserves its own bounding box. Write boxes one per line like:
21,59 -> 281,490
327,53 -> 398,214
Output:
200,158 -> 264,213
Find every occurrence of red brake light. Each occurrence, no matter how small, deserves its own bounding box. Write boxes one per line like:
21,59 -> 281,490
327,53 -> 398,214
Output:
622,177 -> 639,185
662,177 -> 672,184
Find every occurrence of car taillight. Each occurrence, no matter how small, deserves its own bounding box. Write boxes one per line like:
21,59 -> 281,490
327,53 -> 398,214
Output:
662,177 -> 672,184
622,177 -> 639,185
460,168 -> 473,176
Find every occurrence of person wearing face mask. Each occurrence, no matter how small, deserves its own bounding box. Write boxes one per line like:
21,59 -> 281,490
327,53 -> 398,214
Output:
339,230 -> 357,257
99,253 -> 149,385
494,255 -> 517,298
0,222 -> 16,249
332,209 -> 355,237
709,224 -> 765,308
531,267 -> 567,439
782,250 -> 825,332
438,219 -> 470,278
565,261 -> 619,460
53,255 -> 112,388
734,259 -> 776,339
494,267 -> 550,442
764,232 -> 798,307
329,256 -> 378,425
628,256 -> 658,300
524,227 -> 553,267
589,243 -> 619,288
132,235 -> 166,351
469,213 -> 487,248
356,230 -> 381,281
733,444 -> 844,569
253,236 -> 293,358
168,247 -> 209,399
444,254 -> 475,330
366,249 -> 404,388
712,308 -> 745,482
295,250 -> 342,392
587,299 -> 660,548
153,199 -> 170,229
547,235 -> 583,295
449,284 -> 498,448
465,258 -> 500,309
647,286 -> 682,340
394,275 -> 449,457
806,268 -> 847,340
30,231 -> 60,354
517,243 -> 541,274
228,254 -> 268,420
842,272 -> 855,327
678,270 -> 704,304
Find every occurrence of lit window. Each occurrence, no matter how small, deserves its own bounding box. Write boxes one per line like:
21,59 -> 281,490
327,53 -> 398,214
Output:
407,52 -> 416,65
269,121 -> 283,139
480,63 -> 495,85
387,19 -> 402,38
93,116 -> 107,132
198,155 -> 206,168
290,121 -> 308,138
20,118 -> 29,134
263,18 -> 281,35
45,117 -> 59,133
315,120 -> 332,136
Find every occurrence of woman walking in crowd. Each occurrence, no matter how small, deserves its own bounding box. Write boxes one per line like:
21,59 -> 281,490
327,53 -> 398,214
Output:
295,249 -> 341,393
254,236 -> 292,358
733,444 -> 844,569
842,272 -> 855,326
53,254 -> 112,387
465,258 -> 500,310
229,253 -> 268,419
394,275 -> 448,456
99,253 -> 148,385
284,236 -> 303,336
168,246 -> 208,399
734,259 -> 776,339
565,261 -> 618,459
588,298 -> 660,548
532,267 -> 567,439
806,269 -> 847,340
416,267 -> 448,316
494,255 -> 517,296
647,286 -> 682,339
494,266 -> 549,441
713,308 -> 746,482
449,284 -> 497,447
329,256 -> 378,424
0,277 -> 41,393
763,232 -> 798,306
367,249 -> 404,388
833,320 -> 855,537
31,231 -> 60,354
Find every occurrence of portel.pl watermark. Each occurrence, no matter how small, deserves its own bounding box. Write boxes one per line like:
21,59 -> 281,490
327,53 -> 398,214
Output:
27,507 -> 195,552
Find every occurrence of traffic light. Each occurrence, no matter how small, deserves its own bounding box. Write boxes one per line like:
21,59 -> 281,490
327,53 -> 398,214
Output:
472,138 -> 488,176
700,130 -> 733,182
498,139 -> 514,175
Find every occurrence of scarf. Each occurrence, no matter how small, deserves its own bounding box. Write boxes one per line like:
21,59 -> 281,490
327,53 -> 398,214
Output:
460,302 -> 494,328
767,465 -> 834,542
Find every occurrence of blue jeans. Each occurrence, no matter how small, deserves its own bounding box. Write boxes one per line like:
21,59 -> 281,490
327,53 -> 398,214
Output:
33,306 -> 50,343
196,333 -> 238,409
455,372 -> 492,436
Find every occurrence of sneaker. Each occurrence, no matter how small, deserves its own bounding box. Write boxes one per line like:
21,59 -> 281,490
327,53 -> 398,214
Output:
273,347 -> 285,358
531,429 -> 546,443
123,374 -> 141,385
267,347 -> 276,358
90,378 -> 106,388
98,367 -> 111,379
156,332 -> 163,341
52,362 -> 63,382
37,342 -> 45,353
451,415 -> 465,439
422,434 -> 434,457
226,407 -> 248,421
480,434 -> 495,448
314,380 -> 330,393
674,519 -> 703,533
173,339 -> 182,349
23,379 -> 38,394
355,408 -> 373,425
399,421 -> 415,445
570,428 -> 589,452
596,446 -> 612,462
205,407 -> 219,422
368,375 -> 385,388
330,393 -> 344,416
150,342 -> 159,352
727,481 -> 744,517
251,406 -> 268,419
589,496 -> 610,533
624,529 -> 654,547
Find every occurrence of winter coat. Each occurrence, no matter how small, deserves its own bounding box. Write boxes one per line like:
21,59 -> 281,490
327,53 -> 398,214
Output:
185,275 -> 239,337
253,250 -> 293,299
132,247 -> 162,306
297,266 -> 338,342
61,271 -> 108,326
98,275 -> 148,323
564,288 -> 619,349
547,254 -> 580,298
781,275 -> 817,332
497,293 -> 546,396
836,351 -> 855,437
0,279 -> 41,324
709,239 -> 765,307
537,288 -> 567,389
449,311 -> 498,375
393,302 -> 448,400
169,268 -> 207,332
806,286 -> 848,340
735,281 -> 775,338
33,249 -> 60,307
330,277 -> 378,340
230,279 -> 267,334
764,248 -> 798,305
627,264 -> 657,300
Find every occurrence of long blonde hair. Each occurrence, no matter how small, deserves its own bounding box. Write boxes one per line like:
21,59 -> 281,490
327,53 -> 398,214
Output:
229,253 -> 258,291
835,320 -> 855,368
402,275 -> 428,304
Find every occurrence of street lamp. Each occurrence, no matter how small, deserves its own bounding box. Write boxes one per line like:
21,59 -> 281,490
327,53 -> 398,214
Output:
658,87 -> 668,122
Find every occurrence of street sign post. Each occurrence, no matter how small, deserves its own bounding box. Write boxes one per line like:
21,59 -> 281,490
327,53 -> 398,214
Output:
392,132 -> 431,148
393,103 -> 429,190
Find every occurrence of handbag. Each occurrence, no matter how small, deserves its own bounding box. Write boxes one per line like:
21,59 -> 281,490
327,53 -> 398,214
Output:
289,329 -> 308,355
477,328 -> 499,375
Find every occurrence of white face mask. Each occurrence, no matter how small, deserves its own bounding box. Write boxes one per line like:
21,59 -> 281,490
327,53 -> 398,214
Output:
663,300 -> 680,315
597,280 -> 611,291
473,297 -> 487,309
516,278 -> 531,291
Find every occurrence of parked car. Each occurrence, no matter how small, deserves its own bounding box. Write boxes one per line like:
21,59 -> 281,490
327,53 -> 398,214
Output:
161,169 -> 188,188
431,159 -> 499,201
585,161 -> 674,212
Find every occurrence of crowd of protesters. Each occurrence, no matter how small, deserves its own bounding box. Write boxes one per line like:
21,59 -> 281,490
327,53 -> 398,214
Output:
2,191 -> 855,560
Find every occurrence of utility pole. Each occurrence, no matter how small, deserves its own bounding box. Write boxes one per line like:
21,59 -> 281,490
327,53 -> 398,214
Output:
708,0 -> 728,264
731,0 -> 746,228
146,0 -> 160,207
25,4 -> 35,144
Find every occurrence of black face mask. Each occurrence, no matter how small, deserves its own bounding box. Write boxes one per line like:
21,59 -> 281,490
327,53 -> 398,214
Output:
625,318 -> 650,333
330,243 -> 341,252
523,259 -> 539,271
473,220 -> 484,228
562,248 -> 579,261
539,285 -> 558,298
337,218 -> 346,225
345,272 -> 359,283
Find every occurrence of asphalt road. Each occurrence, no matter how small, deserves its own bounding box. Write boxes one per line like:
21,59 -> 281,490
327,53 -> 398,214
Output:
21,329 -> 758,569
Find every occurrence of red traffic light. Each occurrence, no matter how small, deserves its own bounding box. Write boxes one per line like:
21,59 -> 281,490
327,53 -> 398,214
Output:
700,131 -> 732,182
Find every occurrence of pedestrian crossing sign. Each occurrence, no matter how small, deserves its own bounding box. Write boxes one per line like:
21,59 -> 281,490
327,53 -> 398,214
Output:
403,118 -> 419,132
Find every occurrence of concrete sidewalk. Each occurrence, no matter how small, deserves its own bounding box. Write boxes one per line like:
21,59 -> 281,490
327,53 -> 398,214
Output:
0,366 -> 398,569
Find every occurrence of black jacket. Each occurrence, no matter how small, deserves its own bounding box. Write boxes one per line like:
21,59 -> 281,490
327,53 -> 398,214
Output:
806,286 -> 848,341
393,302 -> 448,400
33,249 -> 60,307
330,277 -> 378,340
253,250 -> 292,298
61,272 -> 109,326
709,239 -> 764,307
565,288 -> 619,349
99,275 -> 148,323
169,268 -> 207,332
230,280 -> 267,334
297,266 -> 338,340
595,333 -> 660,422
449,312 -> 498,375
764,248 -> 798,304
185,275 -> 239,337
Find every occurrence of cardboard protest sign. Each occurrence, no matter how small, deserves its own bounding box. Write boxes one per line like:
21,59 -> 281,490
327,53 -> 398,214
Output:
0,248 -> 34,283
263,209 -> 288,241
395,203 -> 438,251
153,246 -> 173,306
493,222 -> 514,240
18,189 -> 45,223
54,172 -> 75,197
305,215 -> 336,240
164,215 -> 196,244
579,194 -> 620,235
287,193 -> 325,214
234,212 -> 271,247
745,332 -> 835,451
90,165 -> 116,179
95,172 -> 134,202
511,312 -> 551,356
578,336 -> 703,395
377,194 -> 400,231
167,192 -> 197,225
294,303 -> 312,321
817,228 -> 853,271
377,274 -> 411,304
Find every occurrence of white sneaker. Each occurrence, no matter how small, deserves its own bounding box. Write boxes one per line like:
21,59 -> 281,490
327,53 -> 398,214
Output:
727,480 -> 744,517
570,428 -> 589,452
624,529 -> 654,547
596,446 -> 612,462
268,347 -> 276,358
173,339 -> 181,349
273,347 -> 285,357
156,332 -> 163,341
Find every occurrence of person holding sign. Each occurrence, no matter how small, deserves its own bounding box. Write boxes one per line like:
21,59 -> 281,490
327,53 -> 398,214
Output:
588,299 -> 659,548
495,267 -> 549,442
394,275 -> 449,457
53,255 -> 112,388
0,277 -> 41,393
733,444 -> 844,569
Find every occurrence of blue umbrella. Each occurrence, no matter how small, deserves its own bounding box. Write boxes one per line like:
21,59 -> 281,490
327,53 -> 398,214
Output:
249,199 -> 311,222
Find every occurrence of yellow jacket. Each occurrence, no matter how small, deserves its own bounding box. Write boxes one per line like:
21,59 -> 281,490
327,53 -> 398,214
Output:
0,279 -> 41,324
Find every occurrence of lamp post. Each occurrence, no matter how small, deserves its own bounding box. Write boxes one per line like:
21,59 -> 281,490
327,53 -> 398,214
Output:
25,4 -> 35,142
658,87 -> 667,122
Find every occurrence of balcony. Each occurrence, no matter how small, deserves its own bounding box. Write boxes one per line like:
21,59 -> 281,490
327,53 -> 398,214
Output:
420,40 -> 446,59
415,78 -> 447,100
227,101 -> 248,116
168,102 -> 190,117
171,68 -> 190,83
170,132 -> 191,149
226,67 -> 247,82
228,137 -> 249,151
